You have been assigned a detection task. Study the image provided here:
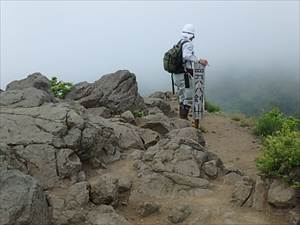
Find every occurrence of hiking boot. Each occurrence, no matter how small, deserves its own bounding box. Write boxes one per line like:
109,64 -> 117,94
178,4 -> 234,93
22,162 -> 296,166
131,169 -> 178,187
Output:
192,119 -> 199,129
179,104 -> 190,120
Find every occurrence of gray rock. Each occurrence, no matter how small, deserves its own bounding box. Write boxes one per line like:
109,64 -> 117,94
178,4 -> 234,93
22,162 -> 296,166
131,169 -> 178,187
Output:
0,103 -> 121,187
65,70 -> 145,113
144,97 -> 171,115
121,110 -> 136,125
140,113 -> 175,135
138,128 -> 160,149
167,127 -> 205,147
6,72 -> 52,93
1,73 -> 57,108
111,122 -> 145,150
87,106 -> 113,118
223,172 -> 243,185
231,180 -> 253,207
137,201 -> 160,217
90,174 -> 119,205
289,207 -> 300,225
163,172 -> 210,188
267,179 -> 297,208
203,160 -> 219,179
57,148 -> 82,178
65,182 -> 89,209
0,168 -> 51,225
168,204 -> 192,224
0,88 -> 56,108
15,144 -> 59,189
87,209 -> 132,225
118,176 -> 133,193
252,176 -> 268,211
148,91 -> 170,100
173,159 -> 200,177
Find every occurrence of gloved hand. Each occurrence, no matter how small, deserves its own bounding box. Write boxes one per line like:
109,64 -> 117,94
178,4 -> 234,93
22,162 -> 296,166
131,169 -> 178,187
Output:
199,59 -> 208,66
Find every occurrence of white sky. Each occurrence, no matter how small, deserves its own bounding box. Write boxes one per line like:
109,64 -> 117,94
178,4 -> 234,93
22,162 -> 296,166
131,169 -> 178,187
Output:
1,1 -> 299,94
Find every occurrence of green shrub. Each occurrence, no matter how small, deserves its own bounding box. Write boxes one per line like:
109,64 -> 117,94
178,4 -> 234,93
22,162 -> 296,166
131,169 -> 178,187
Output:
205,100 -> 221,113
256,124 -> 300,188
50,77 -> 73,99
132,111 -> 145,118
253,108 -> 299,137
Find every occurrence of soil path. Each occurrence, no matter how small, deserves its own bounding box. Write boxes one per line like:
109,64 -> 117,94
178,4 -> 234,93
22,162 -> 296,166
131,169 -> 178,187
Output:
201,113 -> 261,179
111,109 -> 289,225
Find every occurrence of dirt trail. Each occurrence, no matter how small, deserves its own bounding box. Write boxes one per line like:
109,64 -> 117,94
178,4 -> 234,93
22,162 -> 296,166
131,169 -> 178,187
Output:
109,110 -> 289,225
201,113 -> 261,179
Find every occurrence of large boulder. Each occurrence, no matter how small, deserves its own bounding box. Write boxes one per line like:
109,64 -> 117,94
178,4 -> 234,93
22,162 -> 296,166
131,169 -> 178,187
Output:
65,70 -> 144,113
130,133 -> 220,200
139,113 -> 175,135
267,179 -> 298,208
0,102 -> 121,188
0,168 -> 51,225
6,72 -> 53,93
90,174 -> 119,206
1,73 -> 57,108
143,97 -> 171,115
111,122 -> 145,150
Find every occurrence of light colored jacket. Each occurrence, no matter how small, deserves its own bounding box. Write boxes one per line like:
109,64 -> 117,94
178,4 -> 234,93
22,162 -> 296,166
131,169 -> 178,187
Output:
180,32 -> 198,69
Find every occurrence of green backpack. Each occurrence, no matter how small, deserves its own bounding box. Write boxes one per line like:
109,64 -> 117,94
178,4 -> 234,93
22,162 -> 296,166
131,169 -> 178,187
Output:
163,40 -> 188,74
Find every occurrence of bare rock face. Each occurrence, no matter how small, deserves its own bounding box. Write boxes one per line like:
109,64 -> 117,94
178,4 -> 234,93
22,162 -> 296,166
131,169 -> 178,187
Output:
0,102 -> 121,189
65,70 -> 145,113
267,179 -> 298,208
144,97 -> 172,115
140,113 -> 176,135
252,176 -> 268,211
231,178 -> 254,207
0,73 -> 57,108
90,174 -> 119,206
0,168 -> 52,225
111,122 -> 145,150
130,131 -> 222,201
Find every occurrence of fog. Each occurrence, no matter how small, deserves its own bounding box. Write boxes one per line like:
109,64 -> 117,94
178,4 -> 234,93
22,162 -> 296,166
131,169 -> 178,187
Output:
1,1 -> 299,115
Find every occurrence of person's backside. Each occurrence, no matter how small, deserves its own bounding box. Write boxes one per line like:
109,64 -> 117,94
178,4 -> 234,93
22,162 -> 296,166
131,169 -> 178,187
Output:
173,24 -> 208,121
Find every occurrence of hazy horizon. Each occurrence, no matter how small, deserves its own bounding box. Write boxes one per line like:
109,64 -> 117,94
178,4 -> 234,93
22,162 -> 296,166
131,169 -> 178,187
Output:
1,1 -> 299,98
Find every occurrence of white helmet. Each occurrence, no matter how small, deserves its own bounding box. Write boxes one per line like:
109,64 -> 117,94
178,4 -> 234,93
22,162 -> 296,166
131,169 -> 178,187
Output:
182,24 -> 195,35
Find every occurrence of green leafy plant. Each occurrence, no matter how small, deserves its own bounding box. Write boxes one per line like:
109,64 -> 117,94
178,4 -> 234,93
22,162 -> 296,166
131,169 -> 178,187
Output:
205,100 -> 221,113
256,124 -> 300,188
253,108 -> 300,137
50,77 -> 73,99
132,111 -> 145,118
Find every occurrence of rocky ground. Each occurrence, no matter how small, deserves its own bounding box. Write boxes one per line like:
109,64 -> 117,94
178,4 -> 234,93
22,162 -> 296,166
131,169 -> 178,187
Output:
0,71 -> 299,225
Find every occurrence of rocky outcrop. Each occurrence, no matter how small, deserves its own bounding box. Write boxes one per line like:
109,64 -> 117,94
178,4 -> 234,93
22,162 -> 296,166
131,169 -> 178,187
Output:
267,179 -> 298,208
231,178 -> 254,207
0,73 -> 57,108
90,174 -> 119,206
65,70 -> 144,113
0,102 -> 121,188
144,97 -> 171,115
130,128 -> 222,200
0,168 -> 51,225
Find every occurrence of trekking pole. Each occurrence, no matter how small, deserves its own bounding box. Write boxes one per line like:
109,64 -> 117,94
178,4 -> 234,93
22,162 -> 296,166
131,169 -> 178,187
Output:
171,73 -> 175,95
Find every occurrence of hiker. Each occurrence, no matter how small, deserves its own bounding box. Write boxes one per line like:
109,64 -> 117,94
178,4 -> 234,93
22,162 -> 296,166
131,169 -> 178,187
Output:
173,24 -> 208,120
